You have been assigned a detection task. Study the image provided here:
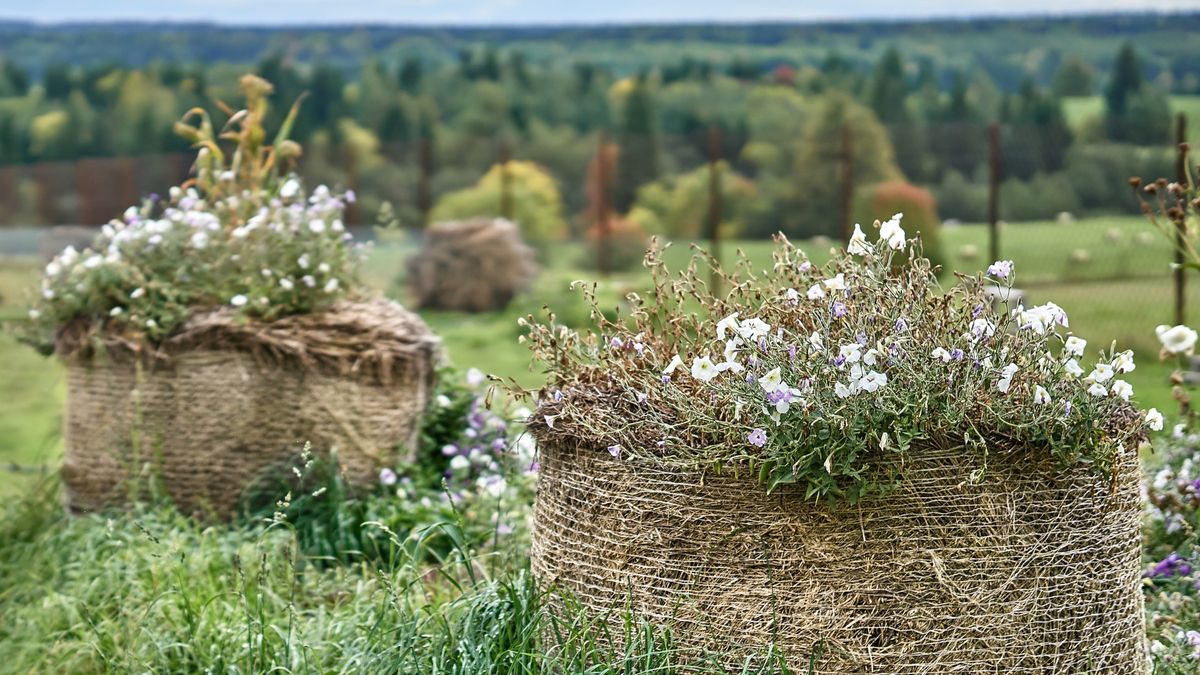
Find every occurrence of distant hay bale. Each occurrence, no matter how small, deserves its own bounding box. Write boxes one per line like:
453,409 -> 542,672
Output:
408,218 -> 538,312
59,299 -> 441,520
532,435 -> 1146,672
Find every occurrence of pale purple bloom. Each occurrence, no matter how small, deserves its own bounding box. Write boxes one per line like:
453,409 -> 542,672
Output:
788,344 -> 797,361
894,318 -> 908,333
856,332 -> 868,346
441,444 -> 460,456
610,336 -> 624,349
986,259 -> 1014,279
950,348 -> 964,361
832,302 -> 847,318
1146,552 -> 1193,579
661,375 -> 671,383
379,468 -> 398,486
496,522 -> 514,536
607,444 -> 622,459
747,428 -> 768,447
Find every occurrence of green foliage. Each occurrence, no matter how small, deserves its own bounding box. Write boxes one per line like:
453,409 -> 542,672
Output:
1053,57 -> 1096,97
430,160 -> 566,244
857,181 -> 944,270
614,76 -> 660,213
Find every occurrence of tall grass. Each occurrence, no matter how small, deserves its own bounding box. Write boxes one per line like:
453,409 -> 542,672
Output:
0,476 -> 808,674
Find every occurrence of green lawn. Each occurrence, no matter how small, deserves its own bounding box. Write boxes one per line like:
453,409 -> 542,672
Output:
1,217 -> 1194,495
1063,95 -> 1200,145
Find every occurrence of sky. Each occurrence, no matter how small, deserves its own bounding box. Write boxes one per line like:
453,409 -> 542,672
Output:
2,0 -> 1199,25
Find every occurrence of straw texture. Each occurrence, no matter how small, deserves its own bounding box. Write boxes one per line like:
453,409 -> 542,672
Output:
60,299 -> 441,520
531,435 -> 1146,672
407,217 -> 537,312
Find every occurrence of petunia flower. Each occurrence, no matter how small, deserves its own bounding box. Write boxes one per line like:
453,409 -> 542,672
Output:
1157,324 -> 1198,355
806,283 -> 826,300
1087,382 -> 1108,397
663,354 -> 684,375
823,273 -> 846,292
879,214 -> 905,250
996,363 -> 1018,393
986,259 -> 1014,279
1112,350 -> 1136,373
838,343 -> 863,364
759,367 -> 784,393
1064,336 -> 1086,357
847,223 -> 871,256
1146,408 -> 1164,432
1088,363 -> 1114,383
1034,385 -> 1051,405
858,370 -> 888,393
379,468 -> 398,486
747,428 -> 767,447
931,347 -> 951,363
1110,379 -> 1133,401
716,312 -> 740,341
691,356 -> 719,382
1064,358 -> 1084,377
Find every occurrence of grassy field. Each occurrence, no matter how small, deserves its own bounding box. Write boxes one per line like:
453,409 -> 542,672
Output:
1062,95 -> 1200,144
0,214 -> 1194,495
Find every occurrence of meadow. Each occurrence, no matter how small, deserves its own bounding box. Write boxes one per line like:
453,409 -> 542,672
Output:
1,212 -> 1200,672
0,214 -> 1192,496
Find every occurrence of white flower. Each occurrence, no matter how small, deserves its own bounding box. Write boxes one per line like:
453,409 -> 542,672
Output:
308,219 -> 326,233
145,318 -> 157,329
759,367 -> 784,393
806,283 -> 826,300
862,349 -> 879,367
879,214 -> 905,250
298,254 -> 310,269
986,259 -> 1014,279
723,339 -> 741,363
691,356 -> 719,382
716,312 -> 740,340
834,382 -> 853,399
317,262 -> 331,274
663,354 -> 684,375
1034,385 -> 1051,404
1064,359 -> 1084,377
465,368 -> 486,386
323,278 -> 339,293
1087,382 -> 1108,397
28,309 -> 40,319
716,359 -> 744,374
1064,336 -> 1086,357
1112,350 -> 1135,373
83,254 -> 103,269
1146,409 -> 1164,432
45,261 -> 61,276
737,317 -> 771,341
847,223 -> 871,256
823,273 -> 846,292
931,347 -> 951,363
280,178 -> 301,199
1088,363 -> 1114,383
449,455 -> 470,472
969,318 -> 995,340
1110,379 -> 1133,401
1157,324 -> 1198,355
130,287 -> 145,299
42,288 -> 55,300
230,294 -> 248,307
837,343 -> 861,365
189,231 -> 209,249
996,363 -> 1018,393
1173,422 -> 1186,438
808,331 -> 824,351
302,275 -> 316,287
109,306 -> 123,317
785,288 -> 800,304
279,278 -> 294,291
858,370 -> 888,393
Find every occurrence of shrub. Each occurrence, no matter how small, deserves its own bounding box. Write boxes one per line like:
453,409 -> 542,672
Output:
430,160 -> 566,245
626,161 -> 755,240
407,217 -> 538,312
934,169 -> 989,222
856,180 -> 944,270
522,219 -> 1152,502
580,217 -> 649,272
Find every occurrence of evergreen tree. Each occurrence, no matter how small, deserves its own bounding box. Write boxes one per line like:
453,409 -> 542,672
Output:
1105,43 -> 1143,119
1052,57 -> 1095,97
614,77 -> 659,213
43,63 -> 73,100
399,57 -> 423,91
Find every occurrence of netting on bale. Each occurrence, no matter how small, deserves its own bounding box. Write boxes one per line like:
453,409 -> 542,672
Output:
520,218 -> 1154,672
531,435 -> 1145,673
408,217 -> 538,312
59,298 -> 441,520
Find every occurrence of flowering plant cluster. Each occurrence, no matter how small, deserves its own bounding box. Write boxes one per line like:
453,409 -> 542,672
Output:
524,215 -> 1154,501
22,75 -> 365,350
1143,429 -> 1200,669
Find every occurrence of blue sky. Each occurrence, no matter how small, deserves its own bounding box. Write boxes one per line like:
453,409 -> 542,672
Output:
2,0 -> 1198,25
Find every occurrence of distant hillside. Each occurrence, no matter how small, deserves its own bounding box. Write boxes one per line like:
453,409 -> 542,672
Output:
1,13 -> 1198,91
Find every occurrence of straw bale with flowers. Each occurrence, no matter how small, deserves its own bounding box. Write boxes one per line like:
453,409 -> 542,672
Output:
407,217 -> 538,312
523,217 -> 1153,671
23,76 -> 441,519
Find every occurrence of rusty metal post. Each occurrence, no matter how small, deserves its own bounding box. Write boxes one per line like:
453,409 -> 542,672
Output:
839,124 -> 854,245
1175,113 -> 1189,327
988,122 -> 1002,263
706,125 -> 724,290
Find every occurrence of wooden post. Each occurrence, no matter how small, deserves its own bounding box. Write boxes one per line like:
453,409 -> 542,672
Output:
988,122 -> 1002,263
838,124 -> 853,244
498,140 -> 514,221
1175,113 -> 1189,327
705,125 -> 724,290
594,132 -> 613,276
416,136 -> 433,228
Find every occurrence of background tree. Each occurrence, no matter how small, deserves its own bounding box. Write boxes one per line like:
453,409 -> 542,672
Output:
614,76 -> 659,213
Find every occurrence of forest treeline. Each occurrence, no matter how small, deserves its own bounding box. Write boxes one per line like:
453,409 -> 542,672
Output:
0,14 -> 1194,238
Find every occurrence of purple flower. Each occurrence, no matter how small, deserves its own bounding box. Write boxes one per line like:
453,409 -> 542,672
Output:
856,331 -> 868,346
553,390 -> 563,403
894,318 -> 908,333
607,444 -> 622,459
833,355 -> 847,367
379,468 -> 398,486
745,373 -> 756,384
950,348 -> 964,361
441,444 -> 460,456
496,522 -> 514,536
1146,552 -> 1193,579
986,259 -> 1013,279
747,428 -> 768,447
972,304 -> 985,319
832,302 -> 847,318
610,336 -> 624,349
787,344 -> 797,361
757,338 -> 767,352
661,375 -> 671,383
766,389 -> 791,405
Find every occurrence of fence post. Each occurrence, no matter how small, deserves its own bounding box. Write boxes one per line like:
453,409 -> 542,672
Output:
594,132 -> 613,276
987,122 -> 1001,263
1175,113 -> 1189,327
498,140 -> 514,221
705,125 -> 724,291
838,124 -> 853,244
416,136 -> 433,228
